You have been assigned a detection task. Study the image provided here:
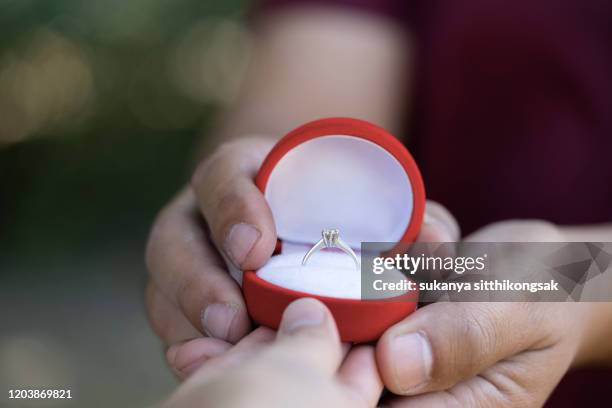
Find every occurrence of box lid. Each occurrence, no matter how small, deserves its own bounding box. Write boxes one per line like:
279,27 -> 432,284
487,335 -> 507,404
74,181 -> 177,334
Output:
255,117 -> 425,249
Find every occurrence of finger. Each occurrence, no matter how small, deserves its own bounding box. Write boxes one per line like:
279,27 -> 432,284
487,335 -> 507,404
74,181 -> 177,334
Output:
182,327 -> 277,382
409,201 -> 460,279
340,342 -> 351,360
385,344 -> 570,407
376,302 -> 547,395
206,326 -> 276,370
146,188 -> 251,343
392,201 -> 459,264
191,138 -> 277,271
145,280 -> 201,345
269,298 -> 343,376
166,337 -> 232,379
337,346 -> 384,408
168,326 -> 276,379
464,219 -> 562,243
417,200 -> 460,243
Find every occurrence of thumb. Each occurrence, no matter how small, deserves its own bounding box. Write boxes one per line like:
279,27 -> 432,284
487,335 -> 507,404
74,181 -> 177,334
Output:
376,302 -> 544,395
270,298 -> 343,375
191,138 -> 277,271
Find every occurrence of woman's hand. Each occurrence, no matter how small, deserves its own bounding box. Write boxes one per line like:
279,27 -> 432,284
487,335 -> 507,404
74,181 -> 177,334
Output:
376,220 -> 600,407
162,298 -> 383,408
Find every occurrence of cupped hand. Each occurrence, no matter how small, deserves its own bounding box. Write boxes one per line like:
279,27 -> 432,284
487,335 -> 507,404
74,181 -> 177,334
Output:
376,220 -> 593,407
162,298 -> 383,408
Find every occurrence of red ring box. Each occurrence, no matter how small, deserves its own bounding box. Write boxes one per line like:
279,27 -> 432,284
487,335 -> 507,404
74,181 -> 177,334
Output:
243,118 -> 425,342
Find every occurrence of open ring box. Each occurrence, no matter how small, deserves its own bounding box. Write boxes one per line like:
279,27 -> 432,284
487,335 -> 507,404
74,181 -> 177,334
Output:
243,118 -> 425,342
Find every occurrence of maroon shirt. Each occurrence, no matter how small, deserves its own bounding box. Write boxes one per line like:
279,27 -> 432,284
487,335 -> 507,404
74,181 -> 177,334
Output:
258,0 -> 612,406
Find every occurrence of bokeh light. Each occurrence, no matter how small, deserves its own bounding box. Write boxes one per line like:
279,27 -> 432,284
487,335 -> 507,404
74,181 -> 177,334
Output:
170,17 -> 253,105
1,1 -> 249,406
0,29 -> 94,144
0,334 -> 77,406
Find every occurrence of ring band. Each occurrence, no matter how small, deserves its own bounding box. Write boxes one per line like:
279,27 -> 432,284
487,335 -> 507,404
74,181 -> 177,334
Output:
302,228 -> 360,269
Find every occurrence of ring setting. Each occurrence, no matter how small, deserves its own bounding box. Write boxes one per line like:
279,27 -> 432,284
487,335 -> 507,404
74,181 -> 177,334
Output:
302,228 -> 360,269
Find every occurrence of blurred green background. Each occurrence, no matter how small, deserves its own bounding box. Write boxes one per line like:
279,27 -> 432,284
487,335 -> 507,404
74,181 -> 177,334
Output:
0,0 -> 251,406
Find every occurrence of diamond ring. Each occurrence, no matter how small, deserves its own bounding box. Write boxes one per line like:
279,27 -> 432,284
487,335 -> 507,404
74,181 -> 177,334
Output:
302,228 -> 360,269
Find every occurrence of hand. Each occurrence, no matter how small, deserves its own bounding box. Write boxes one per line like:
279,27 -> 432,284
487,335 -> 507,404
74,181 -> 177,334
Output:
376,220 -> 595,407
145,135 -> 458,379
162,298 -> 383,408
145,138 -> 278,378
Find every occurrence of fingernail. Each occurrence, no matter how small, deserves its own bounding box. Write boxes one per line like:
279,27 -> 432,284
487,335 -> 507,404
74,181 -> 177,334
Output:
225,223 -> 261,268
177,355 -> 210,377
166,344 -> 179,368
202,303 -> 238,340
391,331 -> 433,393
423,214 -> 455,242
280,298 -> 326,334
167,344 -> 209,377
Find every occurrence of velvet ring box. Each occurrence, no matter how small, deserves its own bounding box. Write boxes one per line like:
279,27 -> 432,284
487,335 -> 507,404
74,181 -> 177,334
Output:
242,117 -> 425,342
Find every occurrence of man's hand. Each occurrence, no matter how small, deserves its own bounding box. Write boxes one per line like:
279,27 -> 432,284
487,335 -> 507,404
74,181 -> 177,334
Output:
376,220 -> 595,407
145,138 -> 277,377
162,298 -> 383,408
